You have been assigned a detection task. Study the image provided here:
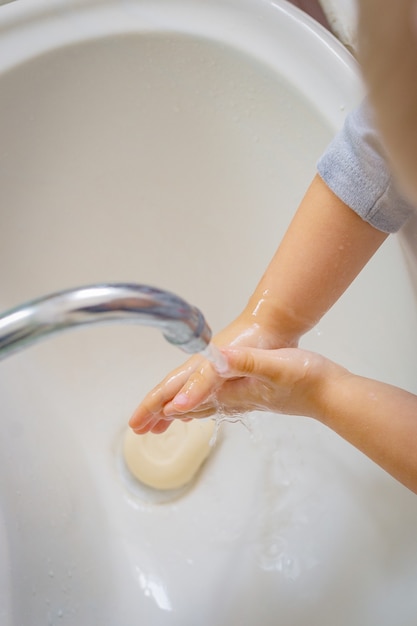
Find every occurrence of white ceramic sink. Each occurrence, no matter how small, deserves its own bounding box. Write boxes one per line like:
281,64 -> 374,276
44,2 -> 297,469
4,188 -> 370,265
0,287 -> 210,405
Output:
1,1 -> 417,624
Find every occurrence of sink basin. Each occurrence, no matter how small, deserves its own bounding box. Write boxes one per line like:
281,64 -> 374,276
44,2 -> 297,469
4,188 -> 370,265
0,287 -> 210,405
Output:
1,1 -> 417,624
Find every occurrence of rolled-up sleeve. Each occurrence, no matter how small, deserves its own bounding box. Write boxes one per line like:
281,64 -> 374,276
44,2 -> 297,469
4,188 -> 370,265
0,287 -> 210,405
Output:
317,102 -> 414,233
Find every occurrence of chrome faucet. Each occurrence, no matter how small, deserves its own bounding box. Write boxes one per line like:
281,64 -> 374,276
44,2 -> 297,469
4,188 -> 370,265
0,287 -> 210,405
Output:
0,283 -> 212,360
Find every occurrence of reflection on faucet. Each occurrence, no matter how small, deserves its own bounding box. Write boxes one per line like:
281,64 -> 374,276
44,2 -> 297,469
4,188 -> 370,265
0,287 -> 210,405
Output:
0,283 -> 212,360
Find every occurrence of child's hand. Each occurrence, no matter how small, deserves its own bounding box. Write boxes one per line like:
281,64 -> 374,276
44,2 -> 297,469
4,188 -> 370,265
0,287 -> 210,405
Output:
214,347 -> 343,418
128,352 -> 217,435
162,347 -> 343,424
128,315 -> 297,434
129,340 -> 343,434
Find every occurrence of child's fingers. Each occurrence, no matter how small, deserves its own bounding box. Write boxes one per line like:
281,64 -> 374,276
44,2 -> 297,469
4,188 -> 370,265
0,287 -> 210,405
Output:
163,360 -> 221,416
221,347 -> 296,380
130,411 -> 164,433
221,348 -> 259,377
134,407 -> 216,435
129,357 -> 200,430
149,419 -> 174,434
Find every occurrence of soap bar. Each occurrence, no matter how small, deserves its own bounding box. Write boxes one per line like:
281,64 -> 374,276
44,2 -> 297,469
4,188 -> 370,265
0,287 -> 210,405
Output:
123,419 -> 215,490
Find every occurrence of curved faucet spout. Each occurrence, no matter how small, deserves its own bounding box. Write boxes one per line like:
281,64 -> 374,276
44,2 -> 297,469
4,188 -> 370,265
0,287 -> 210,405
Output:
0,283 -> 212,360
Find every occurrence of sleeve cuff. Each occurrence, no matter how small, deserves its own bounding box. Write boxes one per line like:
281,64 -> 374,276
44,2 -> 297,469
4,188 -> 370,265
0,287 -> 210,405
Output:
317,102 -> 414,233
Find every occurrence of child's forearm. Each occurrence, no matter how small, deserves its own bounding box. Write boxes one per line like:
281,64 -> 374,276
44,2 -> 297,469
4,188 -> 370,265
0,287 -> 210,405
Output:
241,174 -> 388,342
318,371 -> 417,493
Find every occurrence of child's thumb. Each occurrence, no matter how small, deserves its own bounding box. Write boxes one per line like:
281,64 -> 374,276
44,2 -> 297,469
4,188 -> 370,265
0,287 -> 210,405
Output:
221,347 -> 266,379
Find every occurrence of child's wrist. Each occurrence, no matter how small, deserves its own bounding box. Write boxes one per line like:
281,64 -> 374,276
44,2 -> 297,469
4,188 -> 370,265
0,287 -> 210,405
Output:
241,294 -> 311,347
312,362 -> 353,425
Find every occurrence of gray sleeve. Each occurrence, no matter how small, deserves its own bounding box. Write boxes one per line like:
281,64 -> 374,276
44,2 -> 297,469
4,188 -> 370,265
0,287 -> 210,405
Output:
317,101 -> 414,233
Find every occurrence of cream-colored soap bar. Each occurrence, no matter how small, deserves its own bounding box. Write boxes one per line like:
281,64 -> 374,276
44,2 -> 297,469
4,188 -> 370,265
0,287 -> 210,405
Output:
123,419 -> 215,490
